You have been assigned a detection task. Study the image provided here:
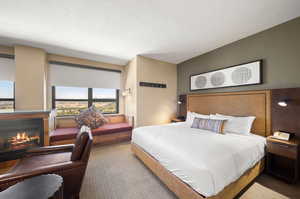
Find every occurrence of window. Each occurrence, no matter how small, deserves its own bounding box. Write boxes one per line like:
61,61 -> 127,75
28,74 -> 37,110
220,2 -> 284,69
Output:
92,88 -> 119,114
53,86 -> 119,117
53,86 -> 89,116
0,81 -> 14,111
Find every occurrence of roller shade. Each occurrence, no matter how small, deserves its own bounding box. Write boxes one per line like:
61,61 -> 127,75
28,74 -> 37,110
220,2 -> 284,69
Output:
49,63 -> 121,89
0,57 -> 15,81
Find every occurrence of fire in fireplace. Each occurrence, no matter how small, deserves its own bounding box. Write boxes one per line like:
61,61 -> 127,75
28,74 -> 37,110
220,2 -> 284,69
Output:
8,132 -> 40,150
0,118 -> 44,161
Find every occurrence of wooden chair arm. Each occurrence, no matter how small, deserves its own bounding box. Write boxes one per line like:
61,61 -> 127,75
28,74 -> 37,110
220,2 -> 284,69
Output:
26,144 -> 74,157
0,161 -> 84,190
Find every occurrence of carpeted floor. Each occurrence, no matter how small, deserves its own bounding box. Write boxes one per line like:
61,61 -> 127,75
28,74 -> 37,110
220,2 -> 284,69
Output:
80,142 -> 300,199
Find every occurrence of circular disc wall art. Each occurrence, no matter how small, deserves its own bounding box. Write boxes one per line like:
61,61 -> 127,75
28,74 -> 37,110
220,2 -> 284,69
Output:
190,60 -> 262,91
211,72 -> 226,87
231,67 -> 252,84
195,76 -> 207,88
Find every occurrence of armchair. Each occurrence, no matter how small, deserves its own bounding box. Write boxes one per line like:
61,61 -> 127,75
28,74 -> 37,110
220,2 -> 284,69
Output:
0,126 -> 93,199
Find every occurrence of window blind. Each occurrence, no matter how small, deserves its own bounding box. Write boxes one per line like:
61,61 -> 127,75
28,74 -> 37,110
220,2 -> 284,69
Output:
49,62 -> 121,89
0,57 -> 15,81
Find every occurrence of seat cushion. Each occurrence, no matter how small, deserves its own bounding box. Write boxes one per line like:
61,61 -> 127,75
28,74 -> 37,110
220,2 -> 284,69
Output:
92,122 -> 133,136
50,128 -> 79,142
50,123 -> 133,142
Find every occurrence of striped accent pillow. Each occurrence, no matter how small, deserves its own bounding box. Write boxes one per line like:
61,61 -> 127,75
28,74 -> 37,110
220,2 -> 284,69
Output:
191,118 -> 225,133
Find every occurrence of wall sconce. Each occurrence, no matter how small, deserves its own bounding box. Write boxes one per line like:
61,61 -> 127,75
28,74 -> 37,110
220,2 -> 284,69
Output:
177,95 -> 187,119
122,88 -> 131,96
278,99 -> 290,107
177,95 -> 186,105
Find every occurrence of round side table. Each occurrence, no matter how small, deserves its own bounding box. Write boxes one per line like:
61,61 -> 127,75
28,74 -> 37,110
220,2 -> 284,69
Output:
0,174 -> 63,199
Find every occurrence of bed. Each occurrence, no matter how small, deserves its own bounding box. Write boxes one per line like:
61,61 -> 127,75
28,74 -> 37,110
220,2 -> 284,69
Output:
131,90 -> 271,199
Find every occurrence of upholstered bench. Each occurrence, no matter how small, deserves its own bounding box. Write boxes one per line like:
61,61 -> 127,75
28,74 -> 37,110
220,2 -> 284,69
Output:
49,113 -> 133,146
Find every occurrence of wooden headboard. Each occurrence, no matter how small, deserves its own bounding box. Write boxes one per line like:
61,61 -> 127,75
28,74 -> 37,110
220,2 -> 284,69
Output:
187,90 -> 271,137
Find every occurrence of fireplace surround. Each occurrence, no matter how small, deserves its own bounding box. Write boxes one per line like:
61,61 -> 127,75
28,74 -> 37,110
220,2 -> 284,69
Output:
0,110 -> 50,162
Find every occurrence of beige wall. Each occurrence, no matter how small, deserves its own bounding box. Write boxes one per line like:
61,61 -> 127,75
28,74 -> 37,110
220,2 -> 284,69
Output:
124,57 -> 138,124
1,44 -> 177,126
1,45 -> 126,113
126,56 -> 177,127
15,45 -> 48,110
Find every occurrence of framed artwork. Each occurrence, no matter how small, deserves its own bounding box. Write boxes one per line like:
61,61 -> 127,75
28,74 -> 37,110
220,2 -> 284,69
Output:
190,60 -> 262,91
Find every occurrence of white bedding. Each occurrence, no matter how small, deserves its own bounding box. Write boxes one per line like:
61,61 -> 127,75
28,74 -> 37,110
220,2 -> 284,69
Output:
132,122 -> 266,197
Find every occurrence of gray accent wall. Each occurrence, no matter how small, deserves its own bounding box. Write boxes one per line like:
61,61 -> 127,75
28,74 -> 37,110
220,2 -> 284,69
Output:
178,17 -> 300,95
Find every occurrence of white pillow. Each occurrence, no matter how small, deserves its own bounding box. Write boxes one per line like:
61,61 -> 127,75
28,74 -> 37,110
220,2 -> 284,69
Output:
210,113 -> 256,135
186,111 -> 210,126
194,112 -> 210,119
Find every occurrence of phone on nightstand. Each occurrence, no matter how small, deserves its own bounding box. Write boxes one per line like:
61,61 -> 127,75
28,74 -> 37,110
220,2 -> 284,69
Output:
271,131 -> 292,141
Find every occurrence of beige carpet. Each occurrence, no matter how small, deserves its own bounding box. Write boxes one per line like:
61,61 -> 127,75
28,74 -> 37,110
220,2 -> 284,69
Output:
80,142 -> 300,199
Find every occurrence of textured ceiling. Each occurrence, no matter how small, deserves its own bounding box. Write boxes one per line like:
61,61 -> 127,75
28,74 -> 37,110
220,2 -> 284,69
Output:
0,0 -> 300,65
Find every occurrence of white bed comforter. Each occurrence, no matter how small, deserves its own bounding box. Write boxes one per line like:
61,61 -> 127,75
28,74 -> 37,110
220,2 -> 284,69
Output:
132,122 -> 266,197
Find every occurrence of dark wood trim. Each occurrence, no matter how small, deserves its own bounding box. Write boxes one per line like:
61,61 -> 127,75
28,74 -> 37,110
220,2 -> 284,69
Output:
0,112 -> 50,120
93,99 -> 117,102
54,99 -> 88,102
266,136 -> 299,183
271,87 -> 300,138
51,86 -> 56,109
88,88 -> 93,107
0,54 -> 14,59
51,131 -> 131,146
0,98 -> 14,101
139,82 -> 167,88
116,89 -> 120,114
13,82 -> 15,109
49,61 -> 122,73
54,98 -> 116,102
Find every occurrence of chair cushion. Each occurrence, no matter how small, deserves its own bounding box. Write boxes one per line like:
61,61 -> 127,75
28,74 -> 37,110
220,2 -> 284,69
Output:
50,128 -> 79,142
50,123 -> 133,142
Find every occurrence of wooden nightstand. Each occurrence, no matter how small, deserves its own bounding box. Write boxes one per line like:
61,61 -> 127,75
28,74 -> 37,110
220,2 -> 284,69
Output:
171,118 -> 185,123
266,136 -> 299,183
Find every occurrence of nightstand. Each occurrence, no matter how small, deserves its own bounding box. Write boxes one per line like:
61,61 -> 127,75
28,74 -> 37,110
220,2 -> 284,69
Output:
171,118 -> 185,123
266,136 -> 299,183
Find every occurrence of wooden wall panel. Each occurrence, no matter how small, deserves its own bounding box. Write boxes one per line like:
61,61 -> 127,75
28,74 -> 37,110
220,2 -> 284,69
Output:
272,88 -> 300,138
187,90 -> 271,137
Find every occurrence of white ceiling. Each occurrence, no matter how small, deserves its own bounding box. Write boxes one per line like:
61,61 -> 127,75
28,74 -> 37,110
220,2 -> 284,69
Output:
0,0 -> 300,65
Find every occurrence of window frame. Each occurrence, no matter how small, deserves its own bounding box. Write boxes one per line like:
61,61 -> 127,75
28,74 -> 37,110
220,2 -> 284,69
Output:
0,82 -> 15,110
52,86 -> 119,116
0,54 -> 15,110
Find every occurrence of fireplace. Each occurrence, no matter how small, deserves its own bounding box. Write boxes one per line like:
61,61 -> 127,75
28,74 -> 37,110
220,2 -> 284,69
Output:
0,111 -> 50,162
0,118 -> 44,161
